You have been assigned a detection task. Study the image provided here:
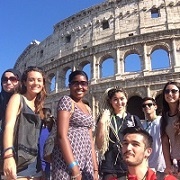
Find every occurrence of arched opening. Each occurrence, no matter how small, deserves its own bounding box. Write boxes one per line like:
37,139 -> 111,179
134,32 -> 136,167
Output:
151,49 -> 170,70
155,93 -> 163,116
101,58 -> 114,78
83,63 -> 91,80
65,69 -> 72,87
125,53 -> 141,72
127,96 -> 144,119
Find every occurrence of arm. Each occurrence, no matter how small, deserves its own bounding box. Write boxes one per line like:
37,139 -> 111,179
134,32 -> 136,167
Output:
57,109 -> 81,178
161,133 -> 172,174
95,109 -> 110,150
89,128 -> 98,180
3,94 -> 21,179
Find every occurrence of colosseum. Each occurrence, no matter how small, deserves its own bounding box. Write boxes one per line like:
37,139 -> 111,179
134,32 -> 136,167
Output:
14,0 -> 180,119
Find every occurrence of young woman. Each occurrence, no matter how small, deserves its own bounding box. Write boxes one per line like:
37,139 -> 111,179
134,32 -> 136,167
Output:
161,81 -> 180,176
95,87 -> 143,180
0,69 -> 21,179
3,66 -> 47,180
52,70 -> 98,180
0,68 -> 21,122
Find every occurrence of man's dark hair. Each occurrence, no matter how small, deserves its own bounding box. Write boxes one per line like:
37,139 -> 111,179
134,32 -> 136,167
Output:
141,97 -> 157,106
123,127 -> 153,148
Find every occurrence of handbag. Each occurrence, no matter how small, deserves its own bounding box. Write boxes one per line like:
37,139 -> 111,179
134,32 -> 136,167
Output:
43,98 -> 74,163
0,95 -> 41,172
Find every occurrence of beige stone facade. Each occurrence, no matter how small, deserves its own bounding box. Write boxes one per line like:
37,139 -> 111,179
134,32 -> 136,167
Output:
14,0 -> 180,119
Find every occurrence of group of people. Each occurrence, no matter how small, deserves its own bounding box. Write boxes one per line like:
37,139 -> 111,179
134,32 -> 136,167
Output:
0,67 -> 180,180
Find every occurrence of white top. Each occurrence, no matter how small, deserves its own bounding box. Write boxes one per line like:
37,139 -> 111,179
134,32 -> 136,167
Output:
166,114 -> 180,160
142,116 -> 166,172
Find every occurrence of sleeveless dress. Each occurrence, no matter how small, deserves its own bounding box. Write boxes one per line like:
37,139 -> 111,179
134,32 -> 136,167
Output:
52,95 -> 94,180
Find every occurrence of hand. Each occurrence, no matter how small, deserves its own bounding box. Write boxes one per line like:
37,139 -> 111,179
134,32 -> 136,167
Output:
3,157 -> 17,180
100,109 -> 111,123
94,170 -> 99,180
71,166 -> 82,180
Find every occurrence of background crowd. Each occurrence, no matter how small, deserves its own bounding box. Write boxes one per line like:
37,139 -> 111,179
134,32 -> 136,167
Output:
0,67 -> 180,180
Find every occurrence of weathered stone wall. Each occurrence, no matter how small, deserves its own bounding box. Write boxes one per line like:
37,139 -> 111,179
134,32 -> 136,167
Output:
14,0 -> 180,119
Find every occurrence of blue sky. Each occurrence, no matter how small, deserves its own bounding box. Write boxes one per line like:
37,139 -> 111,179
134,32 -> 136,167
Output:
0,0 -> 104,80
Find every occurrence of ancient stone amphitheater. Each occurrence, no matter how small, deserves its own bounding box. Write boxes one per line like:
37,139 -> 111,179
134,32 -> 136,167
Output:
14,0 -> 180,119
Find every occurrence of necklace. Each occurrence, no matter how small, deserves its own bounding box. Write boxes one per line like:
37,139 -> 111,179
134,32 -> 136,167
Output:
168,111 -> 178,117
109,114 -> 125,165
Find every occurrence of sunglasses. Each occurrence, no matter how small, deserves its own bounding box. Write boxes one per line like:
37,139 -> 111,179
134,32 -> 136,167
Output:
2,76 -> 18,83
70,81 -> 88,87
142,103 -> 154,108
164,89 -> 179,94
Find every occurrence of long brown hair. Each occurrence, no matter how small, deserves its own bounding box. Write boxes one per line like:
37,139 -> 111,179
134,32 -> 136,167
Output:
21,66 -> 47,119
161,81 -> 180,137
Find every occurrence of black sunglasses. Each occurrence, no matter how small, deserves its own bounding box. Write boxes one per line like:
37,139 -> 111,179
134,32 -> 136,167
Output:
164,89 -> 179,94
142,103 -> 154,108
2,76 -> 18,83
70,81 -> 88,87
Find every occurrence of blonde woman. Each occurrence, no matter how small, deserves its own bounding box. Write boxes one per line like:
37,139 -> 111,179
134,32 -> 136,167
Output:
96,87 -> 143,180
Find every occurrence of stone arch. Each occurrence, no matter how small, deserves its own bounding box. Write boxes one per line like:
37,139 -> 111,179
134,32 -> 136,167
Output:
47,73 -> 56,93
155,93 -> 163,116
62,67 -> 72,87
99,55 -> 115,78
150,44 -> 170,70
124,49 -> 141,72
127,96 -> 144,119
79,60 -> 91,80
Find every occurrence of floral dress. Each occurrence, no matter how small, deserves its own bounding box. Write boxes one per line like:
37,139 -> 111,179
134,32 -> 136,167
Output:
52,95 -> 94,180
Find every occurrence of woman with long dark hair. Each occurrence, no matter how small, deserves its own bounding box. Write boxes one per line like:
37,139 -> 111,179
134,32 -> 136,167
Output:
161,81 -> 180,176
3,66 -> 47,180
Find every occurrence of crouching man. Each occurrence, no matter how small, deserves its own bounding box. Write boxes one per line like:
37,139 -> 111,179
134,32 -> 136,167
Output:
121,127 -> 177,180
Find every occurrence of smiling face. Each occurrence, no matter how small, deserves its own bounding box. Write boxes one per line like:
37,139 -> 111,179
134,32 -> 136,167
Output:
164,84 -> 179,106
69,74 -> 88,101
2,72 -> 19,93
24,71 -> 44,95
109,91 -> 127,114
122,133 -> 152,166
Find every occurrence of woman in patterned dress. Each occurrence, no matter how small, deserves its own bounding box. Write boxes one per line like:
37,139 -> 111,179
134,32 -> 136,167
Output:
52,70 -> 98,180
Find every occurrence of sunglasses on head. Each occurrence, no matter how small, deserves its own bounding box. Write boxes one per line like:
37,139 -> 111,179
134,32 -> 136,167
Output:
70,81 -> 88,87
142,103 -> 154,108
164,89 -> 179,94
2,76 -> 18,83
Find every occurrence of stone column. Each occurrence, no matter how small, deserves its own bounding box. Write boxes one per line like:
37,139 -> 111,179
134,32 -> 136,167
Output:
55,70 -> 59,93
116,48 -> 121,75
91,55 -> 98,83
143,43 -> 149,71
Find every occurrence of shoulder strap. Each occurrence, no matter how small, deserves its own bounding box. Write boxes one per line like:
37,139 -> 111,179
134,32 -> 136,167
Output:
17,95 -> 24,115
70,100 -> 75,117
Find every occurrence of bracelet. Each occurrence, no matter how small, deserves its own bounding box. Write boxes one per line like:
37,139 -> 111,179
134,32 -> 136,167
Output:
3,153 -> 14,159
3,147 -> 14,154
71,172 -> 82,180
68,161 -> 78,170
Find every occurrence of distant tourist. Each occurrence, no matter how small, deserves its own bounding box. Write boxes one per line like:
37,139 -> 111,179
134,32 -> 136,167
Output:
141,97 -> 166,175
